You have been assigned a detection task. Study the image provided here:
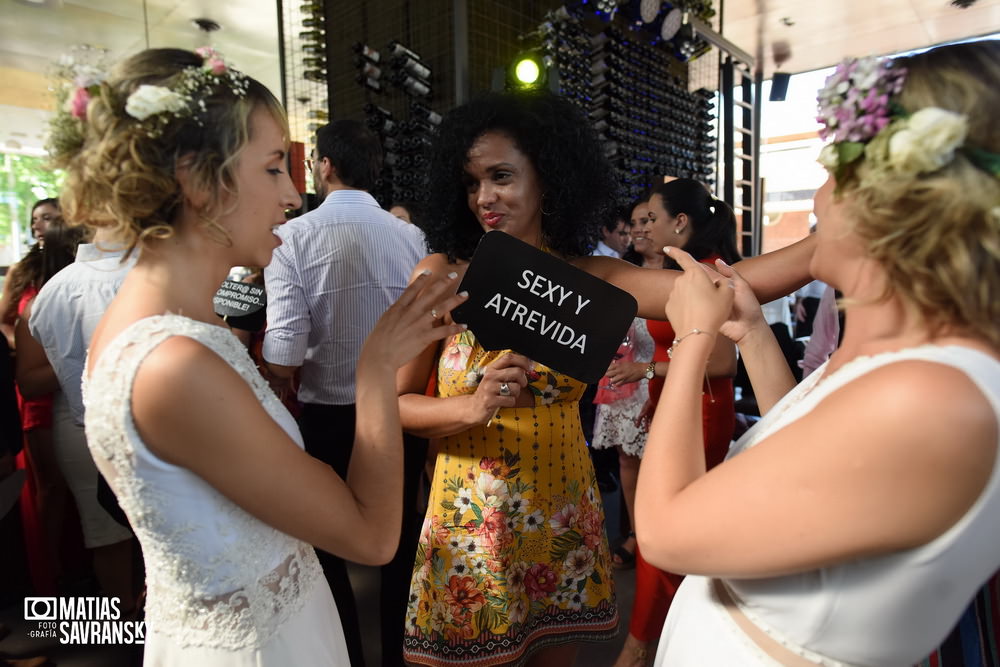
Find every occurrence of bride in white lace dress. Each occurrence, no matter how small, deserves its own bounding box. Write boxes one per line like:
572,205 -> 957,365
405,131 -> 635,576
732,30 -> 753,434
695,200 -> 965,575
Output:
51,48 -> 467,665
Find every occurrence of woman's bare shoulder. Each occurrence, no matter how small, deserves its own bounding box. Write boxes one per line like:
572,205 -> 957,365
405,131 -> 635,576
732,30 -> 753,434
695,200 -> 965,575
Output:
412,253 -> 468,280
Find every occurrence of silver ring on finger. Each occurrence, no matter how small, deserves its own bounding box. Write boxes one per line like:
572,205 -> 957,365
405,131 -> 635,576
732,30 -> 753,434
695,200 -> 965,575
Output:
498,382 -> 511,397
430,308 -> 439,319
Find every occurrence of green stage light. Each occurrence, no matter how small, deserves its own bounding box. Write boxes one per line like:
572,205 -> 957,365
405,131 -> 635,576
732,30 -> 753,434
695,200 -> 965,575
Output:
507,50 -> 547,89
514,57 -> 541,85
492,50 -> 557,93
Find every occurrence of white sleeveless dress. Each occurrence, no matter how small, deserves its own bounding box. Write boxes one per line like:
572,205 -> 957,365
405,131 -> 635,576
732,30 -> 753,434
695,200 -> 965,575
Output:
83,314 -> 349,665
655,345 -> 1000,666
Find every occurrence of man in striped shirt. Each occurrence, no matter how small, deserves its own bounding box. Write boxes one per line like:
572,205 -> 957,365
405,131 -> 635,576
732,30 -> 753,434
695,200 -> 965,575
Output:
263,119 -> 425,665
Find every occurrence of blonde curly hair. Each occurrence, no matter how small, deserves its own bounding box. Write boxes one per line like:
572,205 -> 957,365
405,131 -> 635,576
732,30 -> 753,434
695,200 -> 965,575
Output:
842,40 -> 1000,347
55,48 -> 287,255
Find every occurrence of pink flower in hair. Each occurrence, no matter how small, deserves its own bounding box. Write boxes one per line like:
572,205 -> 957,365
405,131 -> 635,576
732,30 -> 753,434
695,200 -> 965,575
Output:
207,58 -> 227,75
69,87 -> 90,120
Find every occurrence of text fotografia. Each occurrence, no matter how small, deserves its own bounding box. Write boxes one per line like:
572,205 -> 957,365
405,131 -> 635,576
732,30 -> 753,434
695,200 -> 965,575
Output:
484,269 -> 592,354
23,596 -> 145,645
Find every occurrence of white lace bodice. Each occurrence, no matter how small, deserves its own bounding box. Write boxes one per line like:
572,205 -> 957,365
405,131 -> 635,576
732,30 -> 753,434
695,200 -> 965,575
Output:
83,314 -> 324,651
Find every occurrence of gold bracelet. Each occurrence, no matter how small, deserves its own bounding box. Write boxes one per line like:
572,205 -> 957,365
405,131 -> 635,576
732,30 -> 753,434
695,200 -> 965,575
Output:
667,328 -> 711,359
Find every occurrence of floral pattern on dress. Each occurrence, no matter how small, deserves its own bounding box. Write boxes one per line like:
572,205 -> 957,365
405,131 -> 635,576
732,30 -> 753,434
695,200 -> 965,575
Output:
404,331 -> 618,666
441,330 -> 475,372
406,447 -> 610,645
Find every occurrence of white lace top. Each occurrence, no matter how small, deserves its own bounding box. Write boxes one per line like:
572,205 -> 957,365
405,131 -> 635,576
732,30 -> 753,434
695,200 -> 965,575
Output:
83,314 -> 324,651
592,318 -> 654,457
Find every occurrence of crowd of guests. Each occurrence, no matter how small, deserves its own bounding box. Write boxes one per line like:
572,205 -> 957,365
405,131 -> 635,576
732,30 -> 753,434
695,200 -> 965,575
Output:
0,38 -> 996,667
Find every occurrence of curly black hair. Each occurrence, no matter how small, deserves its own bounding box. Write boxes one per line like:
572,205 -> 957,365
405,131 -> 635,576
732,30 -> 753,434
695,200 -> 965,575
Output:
422,90 -> 618,261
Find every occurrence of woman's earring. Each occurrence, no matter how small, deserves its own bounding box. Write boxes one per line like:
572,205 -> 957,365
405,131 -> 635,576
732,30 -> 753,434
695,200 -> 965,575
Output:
540,195 -> 555,217
673,227 -> 682,235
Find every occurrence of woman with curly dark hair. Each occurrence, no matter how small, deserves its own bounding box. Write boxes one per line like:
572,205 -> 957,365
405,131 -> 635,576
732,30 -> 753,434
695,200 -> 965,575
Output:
398,90 -> 816,667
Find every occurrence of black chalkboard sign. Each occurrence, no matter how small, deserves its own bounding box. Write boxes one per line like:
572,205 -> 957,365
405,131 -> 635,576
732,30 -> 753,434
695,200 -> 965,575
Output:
213,279 -> 266,332
451,232 -> 637,384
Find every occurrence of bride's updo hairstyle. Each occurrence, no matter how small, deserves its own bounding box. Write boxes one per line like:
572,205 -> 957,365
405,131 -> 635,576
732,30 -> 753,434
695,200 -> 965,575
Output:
54,48 -> 286,254
821,41 -> 1000,346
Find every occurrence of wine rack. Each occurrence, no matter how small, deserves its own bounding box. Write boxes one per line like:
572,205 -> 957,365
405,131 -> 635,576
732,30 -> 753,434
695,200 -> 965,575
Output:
354,40 -> 441,208
540,8 -> 717,204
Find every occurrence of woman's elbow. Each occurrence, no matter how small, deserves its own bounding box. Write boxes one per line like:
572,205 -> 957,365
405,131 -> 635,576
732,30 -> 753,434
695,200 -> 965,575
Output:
358,533 -> 400,566
318,528 -> 399,566
635,518 -> 695,574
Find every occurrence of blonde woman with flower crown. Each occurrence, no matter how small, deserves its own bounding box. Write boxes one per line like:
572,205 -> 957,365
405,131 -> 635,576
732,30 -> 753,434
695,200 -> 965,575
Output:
635,41 -> 1000,666
52,47 -> 467,665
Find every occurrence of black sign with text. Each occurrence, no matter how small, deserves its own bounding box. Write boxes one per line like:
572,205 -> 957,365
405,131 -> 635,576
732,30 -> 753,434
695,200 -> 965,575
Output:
213,279 -> 266,332
451,232 -> 637,384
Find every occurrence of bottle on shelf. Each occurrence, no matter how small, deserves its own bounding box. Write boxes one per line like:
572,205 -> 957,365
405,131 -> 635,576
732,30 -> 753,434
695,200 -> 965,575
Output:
306,109 -> 329,120
303,56 -> 326,69
410,102 -> 442,126
357,75 -> 382,93
299,29 -> 324,41
392,71 -> 430,98
403,117 -> 437,135
301,16 -> 323,28
367,115 -> 397,135
352,43 -> 381,64
304,69 -> 326,82
387,40 -> 421,62
368,116 -> 402,137
393,54 -> 431,81
355,58 -> 382,80
364,103 -> 393,118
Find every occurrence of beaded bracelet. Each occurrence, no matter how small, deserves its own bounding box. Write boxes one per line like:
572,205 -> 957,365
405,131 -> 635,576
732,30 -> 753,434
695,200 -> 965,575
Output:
667,328 -> 711,359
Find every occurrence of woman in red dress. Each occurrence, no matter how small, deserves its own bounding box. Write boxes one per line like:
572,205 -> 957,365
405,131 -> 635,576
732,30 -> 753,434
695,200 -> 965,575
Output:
2,201 -> 69,594
616,179 -> 741,667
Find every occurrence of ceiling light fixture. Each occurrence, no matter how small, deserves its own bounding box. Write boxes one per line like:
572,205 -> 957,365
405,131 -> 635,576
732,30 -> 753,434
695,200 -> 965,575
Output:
640,0 -> 661,23
660,7 -> 683,41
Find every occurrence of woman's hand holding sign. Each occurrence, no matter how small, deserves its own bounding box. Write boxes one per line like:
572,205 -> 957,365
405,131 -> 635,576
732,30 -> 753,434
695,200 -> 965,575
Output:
474,353 -> 533,424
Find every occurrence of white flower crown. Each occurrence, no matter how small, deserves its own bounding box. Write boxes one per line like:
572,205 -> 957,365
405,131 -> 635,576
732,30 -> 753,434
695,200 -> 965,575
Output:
124,47 -> 250,137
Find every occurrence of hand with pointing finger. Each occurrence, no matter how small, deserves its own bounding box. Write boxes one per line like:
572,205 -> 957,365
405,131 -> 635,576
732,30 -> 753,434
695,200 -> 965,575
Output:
713,258 -> 769,346
663,246 -> 735,338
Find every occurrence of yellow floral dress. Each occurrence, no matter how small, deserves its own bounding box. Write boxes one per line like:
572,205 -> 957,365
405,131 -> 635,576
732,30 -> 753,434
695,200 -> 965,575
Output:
403,330 -> 619,666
